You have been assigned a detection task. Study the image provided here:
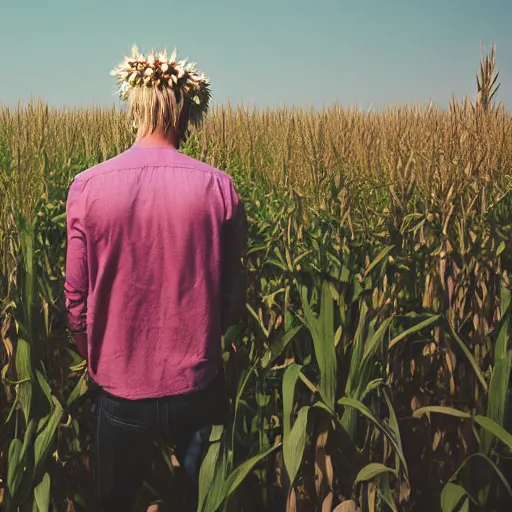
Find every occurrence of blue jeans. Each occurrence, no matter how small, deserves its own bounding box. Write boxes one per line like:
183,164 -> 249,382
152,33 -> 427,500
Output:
93,371 -> 227,512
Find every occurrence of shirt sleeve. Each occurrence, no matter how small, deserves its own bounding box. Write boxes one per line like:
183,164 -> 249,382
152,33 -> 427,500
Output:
221,178 -> 249,334
64,178 -> 88,358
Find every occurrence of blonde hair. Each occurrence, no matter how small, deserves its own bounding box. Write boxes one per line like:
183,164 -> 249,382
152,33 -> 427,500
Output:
127,85 -> 190,139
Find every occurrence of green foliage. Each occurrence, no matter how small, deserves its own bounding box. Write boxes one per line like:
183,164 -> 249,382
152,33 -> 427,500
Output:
1,101 -> 511,511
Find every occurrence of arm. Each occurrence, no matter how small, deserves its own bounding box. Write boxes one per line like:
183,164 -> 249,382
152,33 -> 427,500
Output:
221,181 -> 249,335
64,178 -> 88,359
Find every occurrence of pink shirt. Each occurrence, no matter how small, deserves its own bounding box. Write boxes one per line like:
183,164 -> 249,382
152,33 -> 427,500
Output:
64,145 -> 247,399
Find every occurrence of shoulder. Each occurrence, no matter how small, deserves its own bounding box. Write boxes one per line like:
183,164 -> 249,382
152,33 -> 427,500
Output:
71,151 -> 130,187
174,153 -> 244,220
175,151 -> 233,182
174,151 -> 241,198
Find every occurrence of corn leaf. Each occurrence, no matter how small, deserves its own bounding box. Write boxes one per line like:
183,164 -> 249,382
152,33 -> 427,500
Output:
6,420 -> 35,511
342,301 -> 369,438
34,472 -> 51,512
261,325 -> 302,369
481,283 -> 511,454
354,463 -> 396,486
441,482 -> 469,512
282,363 -> 303,439
344,301 -> 369,398
17,216 -> 35,338
220,443 -> 281,507
300,281 -> 337,408
383,388 -> 408,478
388,314 -> 441,350
474,415 -> 512,450
6,438 -> 24,503
35,370 -> 52,405
282,363 -> 309,485
33,397 -> 63,479
66,371 -> 88,407
379,472 -> 399,512
283,406 -> 310,485
337,397 -> 408,473
412,406 -> 471,420
362,316 -> 393,364
16,338 -> 33,424
447,320 -> 488,392
363,245 -> 394,279
198,426 -> 226,512
449,452 -> 512,497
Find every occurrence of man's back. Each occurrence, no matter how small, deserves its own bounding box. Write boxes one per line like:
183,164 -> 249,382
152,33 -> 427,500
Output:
65,145 -> 247,399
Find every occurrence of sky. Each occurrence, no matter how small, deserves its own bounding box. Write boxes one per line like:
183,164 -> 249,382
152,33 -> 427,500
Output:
1,0 -> 511,111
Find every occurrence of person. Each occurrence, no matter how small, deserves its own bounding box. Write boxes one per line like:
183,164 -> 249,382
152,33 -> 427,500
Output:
64,45 -> 248,512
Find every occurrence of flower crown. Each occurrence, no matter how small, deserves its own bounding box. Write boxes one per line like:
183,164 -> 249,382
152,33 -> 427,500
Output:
110,45 -> 211,124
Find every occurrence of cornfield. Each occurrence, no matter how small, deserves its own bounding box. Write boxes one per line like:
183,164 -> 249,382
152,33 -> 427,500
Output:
1,57 -> 512,511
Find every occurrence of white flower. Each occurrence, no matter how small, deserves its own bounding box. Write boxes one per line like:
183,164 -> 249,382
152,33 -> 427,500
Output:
176,67 -> 184,79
